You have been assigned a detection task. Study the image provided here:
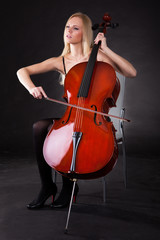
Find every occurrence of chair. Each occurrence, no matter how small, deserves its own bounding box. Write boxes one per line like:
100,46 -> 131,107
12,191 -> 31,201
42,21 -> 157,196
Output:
102,72 -> 127,203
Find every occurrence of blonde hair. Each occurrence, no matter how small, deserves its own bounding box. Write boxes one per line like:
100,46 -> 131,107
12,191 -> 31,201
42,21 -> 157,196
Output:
61,12 -> 93,56
59,12 -> 93,85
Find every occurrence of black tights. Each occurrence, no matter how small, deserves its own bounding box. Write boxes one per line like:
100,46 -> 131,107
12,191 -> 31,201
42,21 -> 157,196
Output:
32,119 -> 73,192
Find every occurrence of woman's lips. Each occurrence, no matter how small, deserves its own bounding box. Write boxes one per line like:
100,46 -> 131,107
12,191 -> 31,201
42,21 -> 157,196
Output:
66,35 -> 72,38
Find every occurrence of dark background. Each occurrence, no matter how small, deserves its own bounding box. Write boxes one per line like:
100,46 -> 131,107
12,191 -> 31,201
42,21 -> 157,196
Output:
1,0 -> 160,158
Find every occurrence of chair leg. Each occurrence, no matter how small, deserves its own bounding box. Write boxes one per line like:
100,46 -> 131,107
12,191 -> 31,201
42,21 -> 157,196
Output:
120,108 -> 127,188
53,170 -> 57,184
121,122 -> 127,188
122,138 -> 127,188
102,177 -> 107,203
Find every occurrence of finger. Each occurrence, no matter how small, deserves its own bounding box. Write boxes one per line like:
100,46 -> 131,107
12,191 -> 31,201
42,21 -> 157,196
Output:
34,87 -> 45,99
39,87 -> 48,98
95,33 -> 104,40
37,93 -> 43,99
98,32 -> 104,36
94,37 -> 101,44
32,92 -> 36,98
33,89 -> 42,99
94,35 -> 103,44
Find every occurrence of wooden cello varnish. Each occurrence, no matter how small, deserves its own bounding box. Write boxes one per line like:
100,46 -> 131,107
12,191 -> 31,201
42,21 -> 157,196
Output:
43,13 -> 120,180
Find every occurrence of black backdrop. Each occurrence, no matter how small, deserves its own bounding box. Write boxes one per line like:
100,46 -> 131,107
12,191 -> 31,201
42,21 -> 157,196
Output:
1,0 -> 160,158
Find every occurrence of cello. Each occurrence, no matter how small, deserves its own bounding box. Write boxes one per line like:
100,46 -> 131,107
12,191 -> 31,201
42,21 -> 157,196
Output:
43,13 -> 128,231
43,13 -> 122,179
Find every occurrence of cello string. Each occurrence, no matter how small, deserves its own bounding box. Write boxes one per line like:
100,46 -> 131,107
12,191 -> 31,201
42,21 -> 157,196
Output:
77,99 -> 83,131
76,62 -> 92,132
74,96 -> 83,132
76,51 -> 98,129
74,106 -> 80,132
78,44 -> 98,99
74,96 -> 85,132
74,63 -> 87,131
79,97 -> 85,130
74,47 -> 98,132
74,97 -> 84,132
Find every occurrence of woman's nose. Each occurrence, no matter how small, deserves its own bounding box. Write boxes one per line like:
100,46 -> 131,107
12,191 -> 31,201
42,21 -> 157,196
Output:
68,28 -> 72,33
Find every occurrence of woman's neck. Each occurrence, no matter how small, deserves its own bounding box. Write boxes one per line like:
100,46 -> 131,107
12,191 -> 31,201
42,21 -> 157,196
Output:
69,43 -> 84,60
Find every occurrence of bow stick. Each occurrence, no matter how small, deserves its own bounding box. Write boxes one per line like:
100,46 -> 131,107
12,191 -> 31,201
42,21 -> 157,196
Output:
45,97 -> 130,122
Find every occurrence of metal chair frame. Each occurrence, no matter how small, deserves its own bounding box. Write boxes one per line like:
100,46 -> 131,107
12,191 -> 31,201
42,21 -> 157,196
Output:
102,72 -> 127,203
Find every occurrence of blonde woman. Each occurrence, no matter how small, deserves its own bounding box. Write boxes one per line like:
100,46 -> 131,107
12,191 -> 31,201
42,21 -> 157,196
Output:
17,12 -> 136,209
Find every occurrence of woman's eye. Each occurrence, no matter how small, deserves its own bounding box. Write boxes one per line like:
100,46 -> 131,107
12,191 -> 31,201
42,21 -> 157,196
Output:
65,25 -> 79,30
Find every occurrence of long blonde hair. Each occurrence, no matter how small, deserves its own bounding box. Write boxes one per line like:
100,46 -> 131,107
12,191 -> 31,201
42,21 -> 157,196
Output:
59,12 -> 93,85
61,12 -> 93,56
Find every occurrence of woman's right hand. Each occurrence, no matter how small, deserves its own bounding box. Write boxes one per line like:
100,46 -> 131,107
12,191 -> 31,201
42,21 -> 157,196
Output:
29,86 -> 48,99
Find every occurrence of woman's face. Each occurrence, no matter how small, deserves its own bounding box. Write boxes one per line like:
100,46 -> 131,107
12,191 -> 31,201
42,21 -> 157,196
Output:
64,17 -> 83,45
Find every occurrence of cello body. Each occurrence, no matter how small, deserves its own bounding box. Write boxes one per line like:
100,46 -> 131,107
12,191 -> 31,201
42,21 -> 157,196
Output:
43,61 -> 119,179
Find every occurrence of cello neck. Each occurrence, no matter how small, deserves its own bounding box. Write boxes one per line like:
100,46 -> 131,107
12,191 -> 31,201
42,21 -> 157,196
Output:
77,21 -> 109,98
77,42 -> 100,98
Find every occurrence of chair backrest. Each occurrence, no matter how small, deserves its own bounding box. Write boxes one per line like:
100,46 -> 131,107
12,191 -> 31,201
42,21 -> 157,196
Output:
109,72 -> 126,139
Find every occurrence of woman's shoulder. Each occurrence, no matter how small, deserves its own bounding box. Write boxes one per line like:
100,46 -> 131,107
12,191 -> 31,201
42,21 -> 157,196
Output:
44,55 -> 64,73
46,55 -> 62,64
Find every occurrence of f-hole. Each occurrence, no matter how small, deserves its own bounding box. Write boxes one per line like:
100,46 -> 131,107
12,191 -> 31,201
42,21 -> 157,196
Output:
62,107 -> 73,124
91,105 -> 102,126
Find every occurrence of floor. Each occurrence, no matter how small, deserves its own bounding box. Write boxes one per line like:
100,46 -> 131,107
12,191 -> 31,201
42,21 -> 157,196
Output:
0,152 -> 159,240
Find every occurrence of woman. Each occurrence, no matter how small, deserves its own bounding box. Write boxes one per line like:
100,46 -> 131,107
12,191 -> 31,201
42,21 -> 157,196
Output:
17,12 -> 137,209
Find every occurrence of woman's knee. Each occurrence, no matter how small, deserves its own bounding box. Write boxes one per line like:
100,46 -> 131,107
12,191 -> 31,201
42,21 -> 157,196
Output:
33,119 -> 53,137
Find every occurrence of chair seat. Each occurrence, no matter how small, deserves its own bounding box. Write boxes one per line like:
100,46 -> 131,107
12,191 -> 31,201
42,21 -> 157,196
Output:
116,137 -> 123,144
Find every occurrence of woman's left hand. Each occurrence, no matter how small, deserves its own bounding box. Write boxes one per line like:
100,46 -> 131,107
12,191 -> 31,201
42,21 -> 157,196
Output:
94,32 -> 107,51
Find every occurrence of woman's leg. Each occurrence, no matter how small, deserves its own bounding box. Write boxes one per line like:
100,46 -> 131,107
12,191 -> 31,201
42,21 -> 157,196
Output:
27,119 -> 57,209
53,175 -> 79,208
33,119 -> 54,188
27,118 -> 79,209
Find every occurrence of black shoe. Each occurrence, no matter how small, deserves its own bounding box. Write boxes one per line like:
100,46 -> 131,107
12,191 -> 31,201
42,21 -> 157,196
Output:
27,184 -> 57,209
51,183 -> 79,208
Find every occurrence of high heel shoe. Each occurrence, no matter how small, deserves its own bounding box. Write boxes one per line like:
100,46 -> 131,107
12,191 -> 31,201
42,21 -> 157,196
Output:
27,184 -> 57,209
51,183 -> 79,208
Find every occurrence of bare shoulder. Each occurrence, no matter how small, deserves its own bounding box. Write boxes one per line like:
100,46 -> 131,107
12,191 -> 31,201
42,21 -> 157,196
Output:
42,56 -> 63,72
27,56 -> 64,75
54,55 -> 64,73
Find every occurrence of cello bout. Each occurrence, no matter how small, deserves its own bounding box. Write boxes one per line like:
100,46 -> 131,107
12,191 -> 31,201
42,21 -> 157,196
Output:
43,13 -> 120,180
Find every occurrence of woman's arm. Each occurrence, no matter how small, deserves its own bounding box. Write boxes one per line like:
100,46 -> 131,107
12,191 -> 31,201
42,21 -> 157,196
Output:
95,33 -> 137,78
16,57 -> 62,99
